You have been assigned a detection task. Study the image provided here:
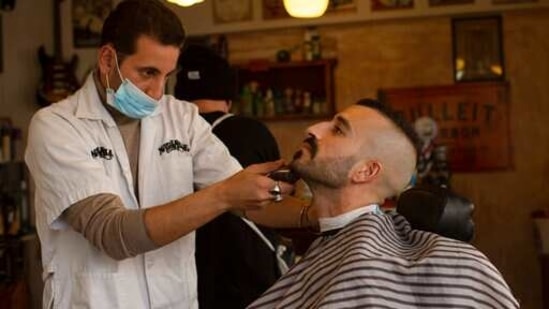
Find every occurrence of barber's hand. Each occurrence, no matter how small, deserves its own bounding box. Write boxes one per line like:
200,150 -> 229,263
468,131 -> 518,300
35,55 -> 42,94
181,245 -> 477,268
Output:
217,160 -> 295,211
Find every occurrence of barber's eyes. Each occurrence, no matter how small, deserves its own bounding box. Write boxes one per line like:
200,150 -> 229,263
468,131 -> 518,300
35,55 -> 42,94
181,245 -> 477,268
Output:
140,69 -> 159,78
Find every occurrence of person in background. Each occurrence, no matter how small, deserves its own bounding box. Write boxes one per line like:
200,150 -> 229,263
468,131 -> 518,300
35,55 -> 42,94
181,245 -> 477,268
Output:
24,1 -> 309,308
174,44 -> 294,309
248,98 -> 518,309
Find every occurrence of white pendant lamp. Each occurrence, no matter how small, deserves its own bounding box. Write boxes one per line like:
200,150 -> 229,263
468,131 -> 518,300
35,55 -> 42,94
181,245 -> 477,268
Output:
283,0 -> 329,18
166,0 -> 204,7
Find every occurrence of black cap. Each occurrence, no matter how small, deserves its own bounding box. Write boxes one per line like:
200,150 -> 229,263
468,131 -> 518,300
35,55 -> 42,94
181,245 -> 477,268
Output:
175,44 -> 237,102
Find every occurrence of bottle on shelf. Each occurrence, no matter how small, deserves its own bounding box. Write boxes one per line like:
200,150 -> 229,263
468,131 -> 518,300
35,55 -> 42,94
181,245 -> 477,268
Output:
264,89 -> 276,117
249,81 -> 262,117
303,28 -> 314,61
303,27 -> 321,61
311,30 -> 322,60
240,84 -> 253,116
1,125 -> 11,163
303,92 -> 312,114
283,88 -> 295,114
19,179 -> 31,234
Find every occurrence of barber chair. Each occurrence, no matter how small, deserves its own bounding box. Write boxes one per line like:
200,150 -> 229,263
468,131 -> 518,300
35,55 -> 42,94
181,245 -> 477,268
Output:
396,185 -> 475,243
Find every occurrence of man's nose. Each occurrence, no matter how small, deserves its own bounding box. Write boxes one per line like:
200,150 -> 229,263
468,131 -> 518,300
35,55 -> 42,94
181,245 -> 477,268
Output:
146,78 -> 166,100
306,121 -> 329,138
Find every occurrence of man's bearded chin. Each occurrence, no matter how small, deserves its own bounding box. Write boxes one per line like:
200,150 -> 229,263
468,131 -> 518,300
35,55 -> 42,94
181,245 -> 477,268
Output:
290,154 -> 355,189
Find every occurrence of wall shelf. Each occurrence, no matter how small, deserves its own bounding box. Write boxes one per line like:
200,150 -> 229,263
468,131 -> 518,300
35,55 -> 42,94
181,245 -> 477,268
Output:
232,58 -> 337,121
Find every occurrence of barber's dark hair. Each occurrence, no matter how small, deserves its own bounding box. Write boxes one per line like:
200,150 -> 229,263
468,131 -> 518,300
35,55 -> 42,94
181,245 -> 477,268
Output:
100,0 -> 186,56
355,98 -> 421,159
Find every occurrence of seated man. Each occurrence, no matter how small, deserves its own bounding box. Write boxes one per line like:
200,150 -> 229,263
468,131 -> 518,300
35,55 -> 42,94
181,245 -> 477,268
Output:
248,98 -> 519,308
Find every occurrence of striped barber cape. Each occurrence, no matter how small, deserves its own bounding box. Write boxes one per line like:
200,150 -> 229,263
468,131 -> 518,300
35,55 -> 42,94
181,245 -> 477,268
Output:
248,211 -> 519,309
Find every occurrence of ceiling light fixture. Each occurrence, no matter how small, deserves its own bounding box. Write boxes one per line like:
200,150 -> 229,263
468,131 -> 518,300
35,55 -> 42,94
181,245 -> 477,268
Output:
166,0 -> 204,7
283,0 -> 329,18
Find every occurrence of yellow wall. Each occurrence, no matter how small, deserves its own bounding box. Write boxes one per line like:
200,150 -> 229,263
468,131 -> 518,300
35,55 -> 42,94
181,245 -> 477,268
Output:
226,9 -> 549,308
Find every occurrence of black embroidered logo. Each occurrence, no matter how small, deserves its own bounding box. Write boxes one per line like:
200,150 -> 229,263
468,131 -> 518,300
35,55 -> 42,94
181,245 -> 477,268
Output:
158,139 -> 189,155
91,147 -> 113,160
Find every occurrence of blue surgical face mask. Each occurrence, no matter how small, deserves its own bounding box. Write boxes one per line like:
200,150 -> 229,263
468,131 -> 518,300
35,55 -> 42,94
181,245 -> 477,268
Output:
105,53 -> 160,119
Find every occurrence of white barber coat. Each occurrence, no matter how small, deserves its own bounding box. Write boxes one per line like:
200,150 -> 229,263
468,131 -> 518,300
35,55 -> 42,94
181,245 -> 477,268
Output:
25,74 -> 241,308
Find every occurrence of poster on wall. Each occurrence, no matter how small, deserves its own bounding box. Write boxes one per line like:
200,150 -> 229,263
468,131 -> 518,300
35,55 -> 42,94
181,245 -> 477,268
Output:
72,0 -> 113,48
379,82 -> 512,172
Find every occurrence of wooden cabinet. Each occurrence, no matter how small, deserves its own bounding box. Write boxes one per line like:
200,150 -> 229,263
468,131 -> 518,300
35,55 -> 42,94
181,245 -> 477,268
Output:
232,59 -> 337,121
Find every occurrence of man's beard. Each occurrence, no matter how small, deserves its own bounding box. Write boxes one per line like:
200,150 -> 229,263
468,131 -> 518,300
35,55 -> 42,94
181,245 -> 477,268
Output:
290,152 -> 357,189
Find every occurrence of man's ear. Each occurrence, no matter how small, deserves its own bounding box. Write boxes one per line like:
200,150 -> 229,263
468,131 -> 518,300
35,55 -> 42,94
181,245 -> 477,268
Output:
351,160 -> 382,183
97,45 -> 114,76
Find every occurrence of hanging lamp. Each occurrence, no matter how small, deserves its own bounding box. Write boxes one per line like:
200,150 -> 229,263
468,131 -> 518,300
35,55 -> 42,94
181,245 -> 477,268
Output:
166,0 -> 204,7
283,0 -> 329,18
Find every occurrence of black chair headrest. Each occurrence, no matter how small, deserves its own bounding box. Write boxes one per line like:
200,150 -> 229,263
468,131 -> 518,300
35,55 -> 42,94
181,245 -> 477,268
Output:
396,185 -> 475,243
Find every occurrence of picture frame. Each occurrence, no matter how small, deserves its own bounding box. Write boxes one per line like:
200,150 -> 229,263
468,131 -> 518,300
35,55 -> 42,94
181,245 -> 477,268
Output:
452,16 -> 505,82
371,0 -> 415,12
213,0 -> 253,24
72,0 -> 113,48
262,0 -> 289,20
0,15 -> 3,73
493,0 -> 537,4
429,0 -> 474,6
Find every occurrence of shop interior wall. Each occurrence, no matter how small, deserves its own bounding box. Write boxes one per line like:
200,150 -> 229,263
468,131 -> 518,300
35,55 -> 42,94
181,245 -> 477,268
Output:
1,1 -> 548,308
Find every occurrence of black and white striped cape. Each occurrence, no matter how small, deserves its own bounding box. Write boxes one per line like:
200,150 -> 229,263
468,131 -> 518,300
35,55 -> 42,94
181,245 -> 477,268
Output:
248,211 -> 519,309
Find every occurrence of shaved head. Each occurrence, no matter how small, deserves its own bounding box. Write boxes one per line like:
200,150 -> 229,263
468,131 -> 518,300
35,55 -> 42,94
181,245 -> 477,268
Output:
355,99 -> 419,197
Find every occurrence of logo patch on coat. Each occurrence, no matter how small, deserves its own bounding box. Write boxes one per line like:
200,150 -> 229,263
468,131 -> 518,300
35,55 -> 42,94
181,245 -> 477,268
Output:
159,139 -> 189,155
91,147 -> 113,160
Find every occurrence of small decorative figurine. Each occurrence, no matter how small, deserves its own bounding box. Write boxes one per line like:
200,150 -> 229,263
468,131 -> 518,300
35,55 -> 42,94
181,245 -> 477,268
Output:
414,116 -> 451,187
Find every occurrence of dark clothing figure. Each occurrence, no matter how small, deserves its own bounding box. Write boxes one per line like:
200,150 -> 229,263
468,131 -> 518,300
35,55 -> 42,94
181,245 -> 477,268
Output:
175,43 -> 292,308
196,111 -> 289,309
201,111 -> 280,167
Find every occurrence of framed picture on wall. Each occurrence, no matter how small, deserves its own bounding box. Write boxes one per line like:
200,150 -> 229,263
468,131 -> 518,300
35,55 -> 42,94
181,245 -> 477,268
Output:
0,15 -> 3,73
371,0 -> 415,11
328,0 -> 357,14
262,0 -> 289,20
72,0 -> 113,48
429,0 -> 474,6
452,16 -> 505,82
493,0 -> 537,4
213,0 -> 253,24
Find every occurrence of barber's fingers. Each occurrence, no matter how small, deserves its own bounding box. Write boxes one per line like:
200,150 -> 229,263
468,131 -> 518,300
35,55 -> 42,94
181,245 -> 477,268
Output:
221,166 -> 295,211
245,160 -> 286,175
